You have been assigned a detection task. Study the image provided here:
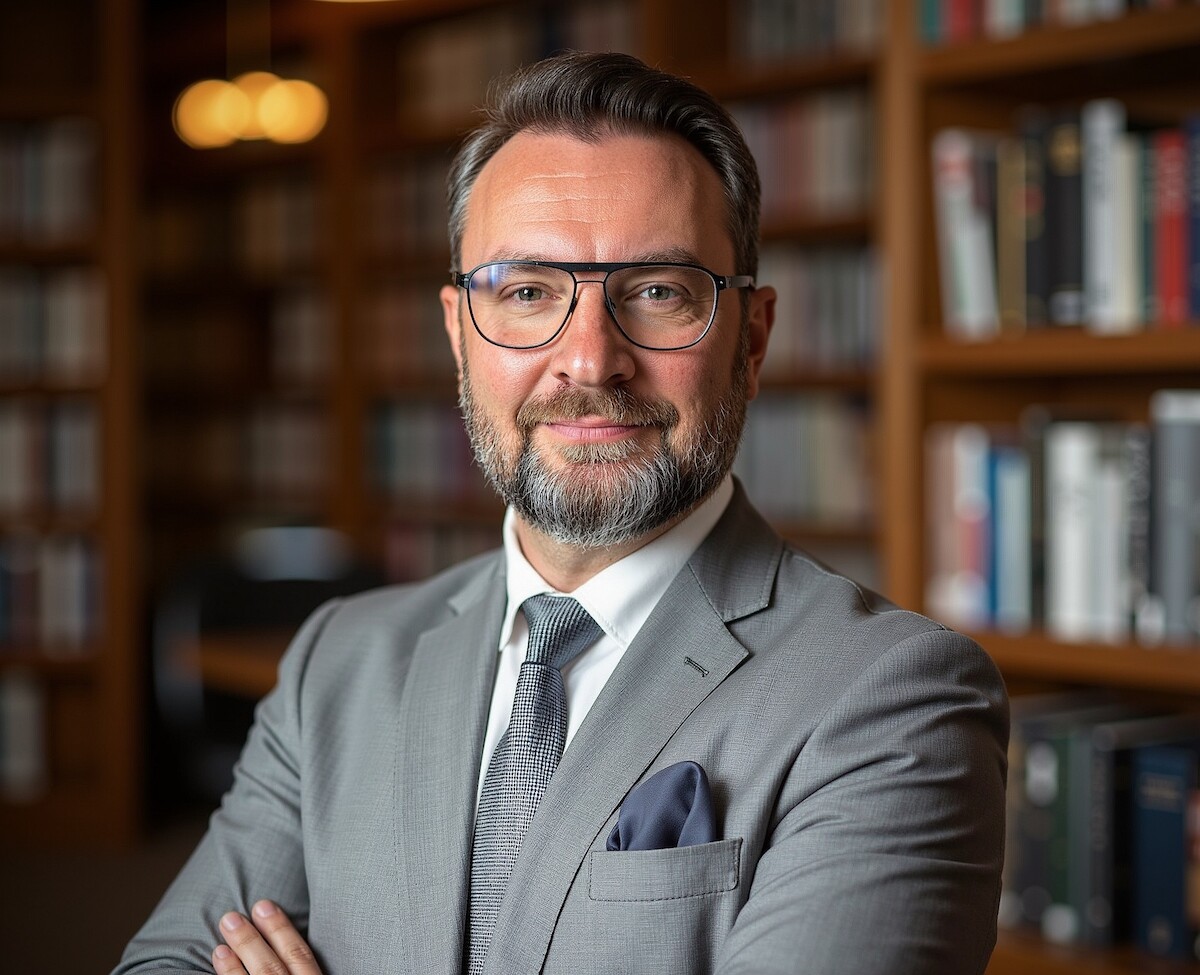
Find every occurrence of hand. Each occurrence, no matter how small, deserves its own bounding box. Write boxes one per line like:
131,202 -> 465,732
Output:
212,900 -> 322,975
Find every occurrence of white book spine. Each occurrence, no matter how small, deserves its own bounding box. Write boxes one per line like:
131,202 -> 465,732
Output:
1083,99 -> 1127,332
1046,422 -> 1100,641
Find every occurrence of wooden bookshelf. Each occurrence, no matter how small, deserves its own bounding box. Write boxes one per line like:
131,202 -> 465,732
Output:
886,2 -> 1200,973
0,0 -> 139,847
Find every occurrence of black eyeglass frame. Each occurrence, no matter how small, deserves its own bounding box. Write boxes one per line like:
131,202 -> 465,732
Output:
450,260 -> 756,351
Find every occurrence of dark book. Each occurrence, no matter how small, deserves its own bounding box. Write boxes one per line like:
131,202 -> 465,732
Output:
1019,107 -> 1051,327
1133,740 -> 1200,960
1046,107 -> 1085,326
1150,390 -> 1200,645
1186,114 -> 1200,320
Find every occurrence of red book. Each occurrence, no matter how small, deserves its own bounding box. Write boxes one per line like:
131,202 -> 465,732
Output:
944,0 -> 978,42
1155,128 -> 1189,327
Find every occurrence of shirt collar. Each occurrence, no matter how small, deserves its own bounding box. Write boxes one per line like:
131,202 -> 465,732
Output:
499,474 -> 734,651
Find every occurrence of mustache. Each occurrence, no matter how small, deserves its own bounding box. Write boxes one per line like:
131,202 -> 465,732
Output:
516,386 -> 679,432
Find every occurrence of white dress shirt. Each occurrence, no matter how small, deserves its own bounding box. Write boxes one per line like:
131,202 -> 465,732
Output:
476,475 -> 734,804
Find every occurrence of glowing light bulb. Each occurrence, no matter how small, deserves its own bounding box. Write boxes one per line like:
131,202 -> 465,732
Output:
259,79 -> 329,144
173,79 -> 251,149
232,71 -> 281,139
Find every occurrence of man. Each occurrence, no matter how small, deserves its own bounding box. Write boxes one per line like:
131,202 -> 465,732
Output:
116,52 -> 1007,975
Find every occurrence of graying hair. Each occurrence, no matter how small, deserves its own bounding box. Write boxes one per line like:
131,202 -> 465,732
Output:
446,51 -> 761,278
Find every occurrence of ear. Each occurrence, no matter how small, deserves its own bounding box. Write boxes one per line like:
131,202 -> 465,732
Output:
440,284 -> 464,377
743,284 -> 776,401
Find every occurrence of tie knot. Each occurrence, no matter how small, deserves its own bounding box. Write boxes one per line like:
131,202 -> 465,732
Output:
521,594 -> 602,672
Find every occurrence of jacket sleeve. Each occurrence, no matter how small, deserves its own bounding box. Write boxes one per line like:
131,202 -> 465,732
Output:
714,626 -> 1009,975
111,599 -> 343,975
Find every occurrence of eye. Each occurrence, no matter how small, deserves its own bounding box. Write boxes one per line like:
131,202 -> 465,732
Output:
641,283 -> 678,302
514,286 -> 545,302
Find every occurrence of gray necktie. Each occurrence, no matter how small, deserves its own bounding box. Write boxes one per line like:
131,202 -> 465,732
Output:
466,594 -> 602,975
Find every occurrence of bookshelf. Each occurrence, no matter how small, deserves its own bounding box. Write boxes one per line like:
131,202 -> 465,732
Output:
884,1 -> 1200,972
0,0 -> 139,846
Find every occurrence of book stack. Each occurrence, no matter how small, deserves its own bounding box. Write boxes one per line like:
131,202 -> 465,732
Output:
0,266 -> 106,386
918,0 -> 1192,46
0,534 -> 99,654
1002,692 -> 1200,962
0,118 -> 97,245
0,399 -> 99,516
731,0 -> 882,64
757,245 -> 879,377
0,671 -> 46,802
237,176 -> 322,279
932,102 -> 1200,339
735,392 -> 873,528
924,390 -> 1200,645
733,90 -> 875,223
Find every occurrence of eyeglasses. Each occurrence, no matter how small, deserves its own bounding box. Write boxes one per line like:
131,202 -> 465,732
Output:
451,260 -> 755,351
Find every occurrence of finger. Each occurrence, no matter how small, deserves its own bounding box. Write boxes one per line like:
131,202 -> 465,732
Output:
213,943 -> 247,975
250,901 -> 322,974
219,911 -> 283,974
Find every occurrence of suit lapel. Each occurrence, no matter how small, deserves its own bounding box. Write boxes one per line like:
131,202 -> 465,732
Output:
393,557 -> 505,975
485,485 -> 783,974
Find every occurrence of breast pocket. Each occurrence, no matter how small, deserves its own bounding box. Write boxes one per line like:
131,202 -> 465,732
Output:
587,837 -> 742,902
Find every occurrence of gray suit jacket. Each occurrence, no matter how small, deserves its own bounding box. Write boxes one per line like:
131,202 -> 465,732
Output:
116,486 -> 1008,975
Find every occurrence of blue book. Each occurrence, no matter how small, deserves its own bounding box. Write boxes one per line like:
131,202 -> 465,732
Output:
1132,741 -> 1200,960
1186,115 -> 1200,321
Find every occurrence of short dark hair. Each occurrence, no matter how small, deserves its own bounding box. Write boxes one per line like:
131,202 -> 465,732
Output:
447,51 -> 761,277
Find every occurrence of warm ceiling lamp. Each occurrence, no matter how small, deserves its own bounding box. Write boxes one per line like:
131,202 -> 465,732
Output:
173,0 -> 330,148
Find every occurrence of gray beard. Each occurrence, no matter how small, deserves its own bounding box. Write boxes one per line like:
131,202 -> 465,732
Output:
458,331 -> 749,549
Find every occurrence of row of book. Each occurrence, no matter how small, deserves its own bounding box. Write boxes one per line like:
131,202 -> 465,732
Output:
0,534 -> 100,654
919,0 -> 1196,46
364,152 -> 450,262
0,671 -> 45,802
145,405 -> 329,506
1002,691 -> 1200,961
731,0 -> 882,65
735,392 -> 874,527
396,0 -> 636,129
734,89 -> 875,223
0,118 -> 97,246
924,390 -> 1200,644
0,399 -> 99,517
362,283 -> 453,384
757,245 -> 879,376
370,402 -> 490,504
932,101 -> 1200,338
0,266 -> 106,385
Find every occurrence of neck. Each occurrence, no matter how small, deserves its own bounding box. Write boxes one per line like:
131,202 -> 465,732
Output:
512,514 -> 686,592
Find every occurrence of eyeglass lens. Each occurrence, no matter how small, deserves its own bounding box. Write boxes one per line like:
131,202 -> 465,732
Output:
466,263 -> 718,350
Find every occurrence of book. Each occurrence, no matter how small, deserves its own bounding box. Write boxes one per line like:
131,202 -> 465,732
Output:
1020,107 -> 1051,327
1187,114 -> 1200,320
1070,712 -> 1200,946
1133,740 -> 1200,960
1046,108 -> 1085,326
1150,390 -> 1200,645
1155,128 -> 1189,326
932,128 -> 1000,338
1083,99 -> 1127,331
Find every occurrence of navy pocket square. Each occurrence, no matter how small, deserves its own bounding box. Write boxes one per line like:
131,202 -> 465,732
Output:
606,760 -> 717,852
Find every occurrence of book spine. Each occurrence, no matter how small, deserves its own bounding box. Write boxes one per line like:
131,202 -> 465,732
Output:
1045,422 -> 1099,640
1156,128 -> 1189,326
1133,744 -> 1200,959
1150,391 -> 1200,644
932,129 -> 999,338
1082,99 -> 1127,332
1142,134 -> 1159,324
1021,108 -> 1051,327
1187,115 -> 1200,321
1047,109 -> 1085,325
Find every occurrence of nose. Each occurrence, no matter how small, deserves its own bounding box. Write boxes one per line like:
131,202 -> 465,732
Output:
548,279 -> 635,387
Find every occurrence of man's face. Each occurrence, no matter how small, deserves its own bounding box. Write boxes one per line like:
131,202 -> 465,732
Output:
440,130 -> 773,548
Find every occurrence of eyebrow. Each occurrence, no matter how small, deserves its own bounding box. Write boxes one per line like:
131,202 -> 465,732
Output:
482,246 -> 706,266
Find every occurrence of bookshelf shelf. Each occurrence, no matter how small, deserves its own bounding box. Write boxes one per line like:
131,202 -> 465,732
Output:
704,52 -> 877,101
776,519 -> 876,545
919,330 -> 1200,376
919,6 -> 1200,86
0,654 -> 98,680
760,213 -> 873,245
758,369 -> 873,393
990,929 -> 1198,975
974,631 -> 1200,695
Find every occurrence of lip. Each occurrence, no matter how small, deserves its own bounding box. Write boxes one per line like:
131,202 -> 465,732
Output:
542,417 -> 646,443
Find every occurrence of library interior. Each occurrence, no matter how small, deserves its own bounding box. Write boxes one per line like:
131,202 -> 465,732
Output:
2,1 -> 1200,973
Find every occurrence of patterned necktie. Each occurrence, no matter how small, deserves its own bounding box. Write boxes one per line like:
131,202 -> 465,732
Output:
466,594 -> 602,975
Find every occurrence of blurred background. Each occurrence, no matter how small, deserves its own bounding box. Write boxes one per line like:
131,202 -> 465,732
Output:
3,1 -> 1200,974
